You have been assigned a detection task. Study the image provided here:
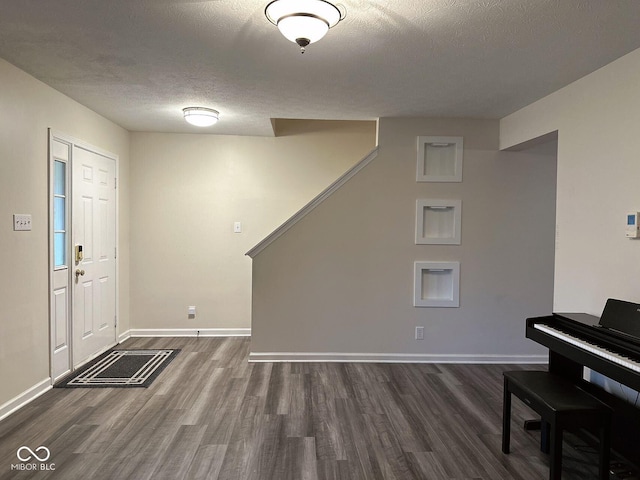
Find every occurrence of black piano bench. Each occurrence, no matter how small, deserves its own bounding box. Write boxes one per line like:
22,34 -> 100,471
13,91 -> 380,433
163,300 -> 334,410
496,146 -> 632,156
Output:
502,370 -> 612,480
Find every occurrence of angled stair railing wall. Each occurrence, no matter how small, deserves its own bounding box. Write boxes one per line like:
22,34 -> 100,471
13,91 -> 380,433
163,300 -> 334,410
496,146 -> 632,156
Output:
246,147 -> 379,258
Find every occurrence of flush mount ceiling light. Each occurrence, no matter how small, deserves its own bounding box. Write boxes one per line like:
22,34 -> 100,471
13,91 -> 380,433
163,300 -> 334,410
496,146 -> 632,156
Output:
182,107 -> 219,127
265,0 -> 345,53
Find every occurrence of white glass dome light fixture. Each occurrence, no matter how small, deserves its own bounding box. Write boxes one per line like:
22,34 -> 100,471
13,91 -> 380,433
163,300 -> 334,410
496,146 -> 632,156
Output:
183,107 -> 219,127
265,0 -> 346,53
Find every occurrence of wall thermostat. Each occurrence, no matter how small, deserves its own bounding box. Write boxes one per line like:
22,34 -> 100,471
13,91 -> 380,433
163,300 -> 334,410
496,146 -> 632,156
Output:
626,212 -> 640,238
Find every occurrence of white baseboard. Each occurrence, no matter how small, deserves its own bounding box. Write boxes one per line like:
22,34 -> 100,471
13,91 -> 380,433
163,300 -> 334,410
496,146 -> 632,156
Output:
118,329 -> 131,344
129,328 -> 251,337
0,378 -> 52,422
249,352 -> 549,363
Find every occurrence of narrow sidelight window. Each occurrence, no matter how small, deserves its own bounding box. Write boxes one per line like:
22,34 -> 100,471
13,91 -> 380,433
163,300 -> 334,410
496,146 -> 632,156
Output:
53,160 -> 67,268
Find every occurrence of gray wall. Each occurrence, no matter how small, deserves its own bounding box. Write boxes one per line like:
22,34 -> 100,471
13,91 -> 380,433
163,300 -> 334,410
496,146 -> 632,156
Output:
250,117 -> 557,360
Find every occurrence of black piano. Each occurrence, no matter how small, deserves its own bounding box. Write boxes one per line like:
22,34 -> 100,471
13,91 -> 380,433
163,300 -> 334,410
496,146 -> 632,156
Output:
526,298 -> 640,466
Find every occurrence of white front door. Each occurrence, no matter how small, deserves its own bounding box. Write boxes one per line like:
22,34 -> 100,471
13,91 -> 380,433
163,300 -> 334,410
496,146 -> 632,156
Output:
72,145 -> 117,367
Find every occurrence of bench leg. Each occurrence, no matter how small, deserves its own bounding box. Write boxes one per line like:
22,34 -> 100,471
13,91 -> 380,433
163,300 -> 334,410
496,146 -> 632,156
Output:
599,424 -> 610,480
502,377 -> 511,454
541,421 -> 550,454
549,425 -> 562,480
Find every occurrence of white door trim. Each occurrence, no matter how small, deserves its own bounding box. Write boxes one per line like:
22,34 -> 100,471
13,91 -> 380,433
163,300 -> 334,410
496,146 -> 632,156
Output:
48,130 -> 120,382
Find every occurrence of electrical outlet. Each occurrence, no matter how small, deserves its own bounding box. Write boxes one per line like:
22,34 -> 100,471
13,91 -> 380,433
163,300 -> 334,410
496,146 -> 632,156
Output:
234,221 -> 242,233
188,306 -> 196,318
13,214 -> 32,231
415,326 -> 424,340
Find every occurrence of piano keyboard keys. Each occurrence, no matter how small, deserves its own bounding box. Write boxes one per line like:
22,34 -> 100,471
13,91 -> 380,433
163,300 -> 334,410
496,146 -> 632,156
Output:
533,323 -> 640,373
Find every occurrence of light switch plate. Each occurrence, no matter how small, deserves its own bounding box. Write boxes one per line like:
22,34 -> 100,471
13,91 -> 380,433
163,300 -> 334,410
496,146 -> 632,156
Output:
234,221 -> 242,233
13,214 -> 32,231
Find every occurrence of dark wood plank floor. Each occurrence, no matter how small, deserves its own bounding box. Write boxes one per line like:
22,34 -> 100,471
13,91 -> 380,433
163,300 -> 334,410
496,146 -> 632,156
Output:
0,337 -> 612,479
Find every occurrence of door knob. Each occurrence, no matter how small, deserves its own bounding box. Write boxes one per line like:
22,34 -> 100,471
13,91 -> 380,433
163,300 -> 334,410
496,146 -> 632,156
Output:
75,269 -> 85,277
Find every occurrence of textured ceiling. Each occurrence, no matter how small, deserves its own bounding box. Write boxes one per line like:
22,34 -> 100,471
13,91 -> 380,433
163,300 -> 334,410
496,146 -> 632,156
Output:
1,0 -> 640,136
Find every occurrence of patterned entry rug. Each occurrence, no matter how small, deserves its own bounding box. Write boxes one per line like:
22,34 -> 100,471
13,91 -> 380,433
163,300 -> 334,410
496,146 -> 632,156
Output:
56,349 -> 180,388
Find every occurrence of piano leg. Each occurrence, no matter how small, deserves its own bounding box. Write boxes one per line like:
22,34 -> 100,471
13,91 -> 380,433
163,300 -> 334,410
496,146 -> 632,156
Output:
547,350 -> 615,477
548,350 -> 582,380
599,423 -> 611,480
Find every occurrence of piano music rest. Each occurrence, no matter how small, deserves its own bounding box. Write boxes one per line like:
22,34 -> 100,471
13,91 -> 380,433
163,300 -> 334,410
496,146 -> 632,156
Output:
502,370 -> 612,480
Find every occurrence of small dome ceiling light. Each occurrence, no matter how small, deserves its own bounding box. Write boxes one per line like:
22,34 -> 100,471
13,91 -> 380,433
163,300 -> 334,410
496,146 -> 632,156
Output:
183,107 -> 219,127
265,0 -> 345,54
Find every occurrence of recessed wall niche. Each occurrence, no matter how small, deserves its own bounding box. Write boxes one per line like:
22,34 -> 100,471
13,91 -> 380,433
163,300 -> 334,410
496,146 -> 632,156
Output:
413,261 -> 460,307
415,199 -> 461,245
416,136 -> 463,182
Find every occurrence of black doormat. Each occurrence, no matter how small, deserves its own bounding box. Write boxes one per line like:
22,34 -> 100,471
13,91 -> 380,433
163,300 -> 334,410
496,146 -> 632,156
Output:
55,349 -> 180,388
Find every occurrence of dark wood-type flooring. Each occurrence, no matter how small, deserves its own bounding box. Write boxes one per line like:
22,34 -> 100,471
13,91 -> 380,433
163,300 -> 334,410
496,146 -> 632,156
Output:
0,337 -> 615,479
